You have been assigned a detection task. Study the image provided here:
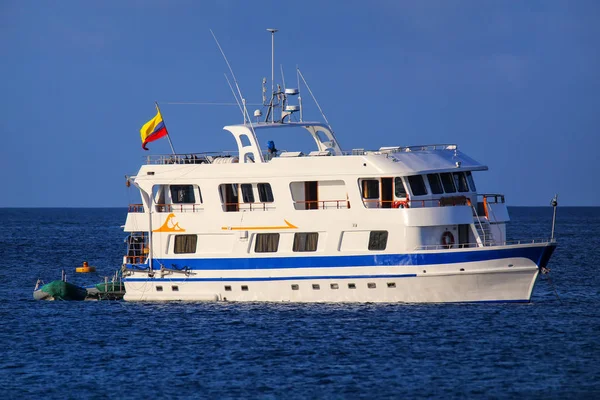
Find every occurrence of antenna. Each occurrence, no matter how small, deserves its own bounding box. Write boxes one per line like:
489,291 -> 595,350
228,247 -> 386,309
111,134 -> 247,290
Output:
267,28 -> 278,122
280,64 -> 286,91
210,29 -> 250,124
297,67 -> 333,132
224,73 -> 244,118
296,66 -> 303,122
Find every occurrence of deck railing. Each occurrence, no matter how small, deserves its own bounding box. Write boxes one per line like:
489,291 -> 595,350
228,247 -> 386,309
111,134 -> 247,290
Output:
221,202 -> 275,212
128,204 -> 144,213
294,200 -> 350,210
362,196 -> 470,209
155,204 -> 204,213
415,238 -> 552,251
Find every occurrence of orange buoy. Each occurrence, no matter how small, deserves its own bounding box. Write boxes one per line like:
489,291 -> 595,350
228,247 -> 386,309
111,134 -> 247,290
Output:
76,261 -> 96,273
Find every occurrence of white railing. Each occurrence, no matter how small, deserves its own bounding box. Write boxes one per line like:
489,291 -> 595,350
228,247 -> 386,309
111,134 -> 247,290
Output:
415,238 -> 553,251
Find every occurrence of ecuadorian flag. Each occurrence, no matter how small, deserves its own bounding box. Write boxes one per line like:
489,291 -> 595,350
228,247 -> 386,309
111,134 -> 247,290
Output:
140,109 -> 168,150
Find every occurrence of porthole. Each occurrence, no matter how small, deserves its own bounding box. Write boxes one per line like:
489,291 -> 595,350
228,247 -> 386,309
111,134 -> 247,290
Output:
224,285 -> 232,291
348,283 -> 356,289
156,286 -> 163,292
367,283 -> 376,289
241,285 -> 249,291
172,285 -> 179,291
387,282 -> 396,288
291,284 -> 299,290
312,284 -> 320,290
330,283 -> 339,290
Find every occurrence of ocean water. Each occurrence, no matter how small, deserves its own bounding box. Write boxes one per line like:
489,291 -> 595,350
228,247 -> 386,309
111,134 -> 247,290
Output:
0,207 -> 599,399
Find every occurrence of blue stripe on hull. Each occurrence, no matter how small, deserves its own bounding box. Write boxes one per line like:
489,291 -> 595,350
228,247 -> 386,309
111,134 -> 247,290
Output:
139,245 -> 553,271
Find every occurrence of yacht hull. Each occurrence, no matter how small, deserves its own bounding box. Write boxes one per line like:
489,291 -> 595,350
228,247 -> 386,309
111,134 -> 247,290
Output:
123,243 -> 554,303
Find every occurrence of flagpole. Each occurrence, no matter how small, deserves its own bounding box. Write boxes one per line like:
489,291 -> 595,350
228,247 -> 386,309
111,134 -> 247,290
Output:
154,101 -> 176,155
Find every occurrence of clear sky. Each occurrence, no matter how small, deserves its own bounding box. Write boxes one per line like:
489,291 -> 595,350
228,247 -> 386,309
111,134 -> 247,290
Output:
1,0 -> 598,207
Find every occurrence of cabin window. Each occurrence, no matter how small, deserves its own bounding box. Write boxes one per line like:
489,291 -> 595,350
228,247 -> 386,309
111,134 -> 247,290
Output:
257,183 -> 274,203
368,283 -> 376,289
241,184 -> 255,203
293,232 -> 319,252
440,173 -> 456,193
170,185 -> 196,204
368,231 -> 388,251
255,233 -> 280,253
312,284 -> 320,290
394,177 -> 407,198
407,175 -> 428,196
427,174 -> 444,195
174,235 -> 198,254
331,283 -> 339,289
465,171 -> 477,192
453,172 -> 469,192
361,179 -> 379,199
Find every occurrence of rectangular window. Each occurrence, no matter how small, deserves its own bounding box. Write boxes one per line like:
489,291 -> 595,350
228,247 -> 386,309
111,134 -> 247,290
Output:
257,183 -> 274,203
394,177 -> 407,198
407,175 -> 428,196
453,172 -> 469,192
170,185 -> 195,204
368,231 -> 388,251
465,171 -> 477,192
440,173 -> 456,193
254,233 -> 280,253
330,283 -> 339,289
312,284 -> 320,290
427,174 -> 444,195
361,179 -> 379,199
174,235 -> 197,254
241,183 -> 255,203
293,232 -> 319,252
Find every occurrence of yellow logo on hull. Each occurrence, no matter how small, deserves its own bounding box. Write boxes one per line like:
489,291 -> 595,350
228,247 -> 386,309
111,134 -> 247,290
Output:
153,213 -> 186,232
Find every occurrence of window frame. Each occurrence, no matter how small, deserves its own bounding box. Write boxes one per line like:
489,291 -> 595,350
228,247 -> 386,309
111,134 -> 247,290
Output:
368,230 -> 388,251
440,173 -> 457,193
427,174 -> 444,195
407,175 -> 428,196
170,185 -> 196,204
292,232 -> 319,252
257,183 -> 274,203
173,234 -> 198,254
254,233 -> 280,253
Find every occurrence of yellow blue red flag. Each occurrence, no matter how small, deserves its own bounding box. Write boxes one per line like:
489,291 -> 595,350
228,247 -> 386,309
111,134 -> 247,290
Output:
140,109 -> 168,150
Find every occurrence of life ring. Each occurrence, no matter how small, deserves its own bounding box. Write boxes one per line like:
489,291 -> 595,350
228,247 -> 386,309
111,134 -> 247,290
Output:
441,231 -> 455,248
392,200 -> 409,209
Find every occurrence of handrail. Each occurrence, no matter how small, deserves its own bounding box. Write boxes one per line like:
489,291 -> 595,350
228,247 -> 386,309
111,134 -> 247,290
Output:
222,202 -> 275,211
362,195 -> 469,209
155,204 -> 204,213
294,199 -> 350,209
470,203 -> 488,246
415,238 -> 553,251
128,204 -> 144,213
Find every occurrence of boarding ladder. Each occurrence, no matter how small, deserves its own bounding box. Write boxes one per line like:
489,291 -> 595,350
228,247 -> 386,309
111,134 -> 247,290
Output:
470,203 -> 495,246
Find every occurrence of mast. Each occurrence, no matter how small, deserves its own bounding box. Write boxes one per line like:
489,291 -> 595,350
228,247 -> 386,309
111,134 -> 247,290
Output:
267,28 -> 278,123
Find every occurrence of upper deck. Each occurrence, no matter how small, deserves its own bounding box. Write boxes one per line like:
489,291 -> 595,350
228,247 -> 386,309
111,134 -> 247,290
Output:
142,122 -> 488,176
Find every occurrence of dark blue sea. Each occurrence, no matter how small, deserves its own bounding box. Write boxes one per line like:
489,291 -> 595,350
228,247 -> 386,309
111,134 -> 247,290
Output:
1,207 -> 599,399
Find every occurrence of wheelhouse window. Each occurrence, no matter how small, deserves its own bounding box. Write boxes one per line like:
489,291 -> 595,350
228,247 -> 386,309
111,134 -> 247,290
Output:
257,183 -> 274,203
394,177 -> 407,198
255,233 -> 280,253
241,184 -> 255,203
368,231 -> 388,251
465,171 -> 477,192
427,174 -> 444,195
174,235 -> 197,254
440,173 -> 456,193
293,232 -> 319,252
407,175 -> 428,196
453,172 -> 469,192
170,185 -> 196,204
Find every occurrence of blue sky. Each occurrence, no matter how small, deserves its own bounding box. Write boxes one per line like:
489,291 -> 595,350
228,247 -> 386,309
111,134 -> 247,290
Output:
1,0 -> 598,207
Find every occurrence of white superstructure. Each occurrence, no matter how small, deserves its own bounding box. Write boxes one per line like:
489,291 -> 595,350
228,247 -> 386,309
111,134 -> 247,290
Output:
121,32 -> 556,303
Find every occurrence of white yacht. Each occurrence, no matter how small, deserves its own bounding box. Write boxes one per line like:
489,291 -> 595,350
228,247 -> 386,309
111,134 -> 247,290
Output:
121,32 -> 556,303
